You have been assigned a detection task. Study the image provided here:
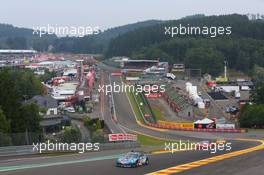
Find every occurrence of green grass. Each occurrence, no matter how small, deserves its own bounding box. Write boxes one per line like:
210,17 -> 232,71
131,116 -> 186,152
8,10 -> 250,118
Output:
128,91 -> 158,123
135,92 -> 157,123
137,134 -> 175,146
125,72 -> 143,77
246,128 -> 264,132
36,151 -> 78,157
137,134 -> 195,148
136,93 -> 150,114
127,92 -> 144,123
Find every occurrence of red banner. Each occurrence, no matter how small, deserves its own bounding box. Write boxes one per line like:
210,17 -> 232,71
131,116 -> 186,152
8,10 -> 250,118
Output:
108,133 -> 137,141
145,93 -> 162,98
111,70 -> 122,76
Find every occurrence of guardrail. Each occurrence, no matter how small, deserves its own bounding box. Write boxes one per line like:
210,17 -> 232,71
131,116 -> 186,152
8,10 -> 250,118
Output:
0,142 -> 140,157
0,145 -> 35,157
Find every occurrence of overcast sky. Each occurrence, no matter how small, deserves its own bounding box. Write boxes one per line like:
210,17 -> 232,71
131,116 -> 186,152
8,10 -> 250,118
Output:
0,0 -> 263,30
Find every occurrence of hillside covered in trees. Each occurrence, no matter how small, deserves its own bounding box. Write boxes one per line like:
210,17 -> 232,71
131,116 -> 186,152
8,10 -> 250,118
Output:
51,20 -> 163,53
105,14 -> 264,76
0,20 -> 162,53
1,14 -> 264,76
0,24 -> 55,51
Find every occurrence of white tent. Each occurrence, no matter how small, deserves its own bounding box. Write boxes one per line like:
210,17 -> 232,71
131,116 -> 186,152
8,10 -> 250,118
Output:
194,120 -> 201,124
194,118 -> 214,124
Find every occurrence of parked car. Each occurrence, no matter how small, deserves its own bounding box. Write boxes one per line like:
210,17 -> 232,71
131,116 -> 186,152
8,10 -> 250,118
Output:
225,106 -> 239,114
64,106 -> 75,113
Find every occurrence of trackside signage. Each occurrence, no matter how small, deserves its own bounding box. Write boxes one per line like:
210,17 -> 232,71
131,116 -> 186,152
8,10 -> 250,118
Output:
109,133 -> 137,142
216,124 -> 235,129
111,71 -> 122,76
145,93 -> 162,98
158,121 -> 194,129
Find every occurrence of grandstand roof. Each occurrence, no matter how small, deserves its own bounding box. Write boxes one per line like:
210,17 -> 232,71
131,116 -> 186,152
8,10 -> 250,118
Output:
115,59 -> 159,63
0,49 -> 37,54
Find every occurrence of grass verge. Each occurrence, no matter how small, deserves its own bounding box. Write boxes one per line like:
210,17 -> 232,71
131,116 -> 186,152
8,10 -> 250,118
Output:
137,134 -> 174,147
127,91 -> 144,123
246,128 -> 264,132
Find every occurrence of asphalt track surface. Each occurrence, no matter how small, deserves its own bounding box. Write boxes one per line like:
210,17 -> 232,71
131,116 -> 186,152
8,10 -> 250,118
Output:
0,139 -> 259,175
0,63 -> 263,175
178,149 -> 264,175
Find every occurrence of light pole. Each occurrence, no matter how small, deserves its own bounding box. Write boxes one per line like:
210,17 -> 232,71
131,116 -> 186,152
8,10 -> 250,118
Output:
224,60 -> 228,80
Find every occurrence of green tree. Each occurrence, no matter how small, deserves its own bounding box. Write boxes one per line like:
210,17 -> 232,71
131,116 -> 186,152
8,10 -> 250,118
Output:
5,37 -> 27,49
16,70 -> 44,99
32,38 -> 49,52
92,129 -> 104,143
83,117 -> 96,131
252,83 -> 264,104
240,104 -> 264,128
19,103 -> 41,132
0,69 -> 44,133
0,69 -> 21,131
185,47 -> 224,76
95,119 -> 102,130
0,107 -> 13,146
252,65 -> 264,84
0,107 -> 10,133
39,69 -> 57,82
62,127 -> 82,143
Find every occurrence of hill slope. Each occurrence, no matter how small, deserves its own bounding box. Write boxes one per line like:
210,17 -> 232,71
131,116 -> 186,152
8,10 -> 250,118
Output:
52,20 -> 163,53
0,20 -> 162,52
105,14 -> 264,75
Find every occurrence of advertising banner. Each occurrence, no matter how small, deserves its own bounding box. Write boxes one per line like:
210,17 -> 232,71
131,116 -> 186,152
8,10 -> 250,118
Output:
108,133 -> 137,142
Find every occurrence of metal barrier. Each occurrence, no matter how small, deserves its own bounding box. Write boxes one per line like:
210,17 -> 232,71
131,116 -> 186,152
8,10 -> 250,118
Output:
0,145 -> 35,157
0,142 -> 140,157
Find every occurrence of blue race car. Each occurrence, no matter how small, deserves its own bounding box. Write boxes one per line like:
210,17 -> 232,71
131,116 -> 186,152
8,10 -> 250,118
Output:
116,151 -> 149,168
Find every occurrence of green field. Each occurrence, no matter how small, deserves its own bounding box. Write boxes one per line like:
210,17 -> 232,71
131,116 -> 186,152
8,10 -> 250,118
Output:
137,134 -> 176,147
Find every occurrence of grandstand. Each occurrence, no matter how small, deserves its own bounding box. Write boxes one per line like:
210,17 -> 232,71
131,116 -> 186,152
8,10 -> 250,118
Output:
115,58 -> 159,71
0,49 -> 37,54
137,74 -> 165,85
0,49 -> 37,67
163,84 -> 192,115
